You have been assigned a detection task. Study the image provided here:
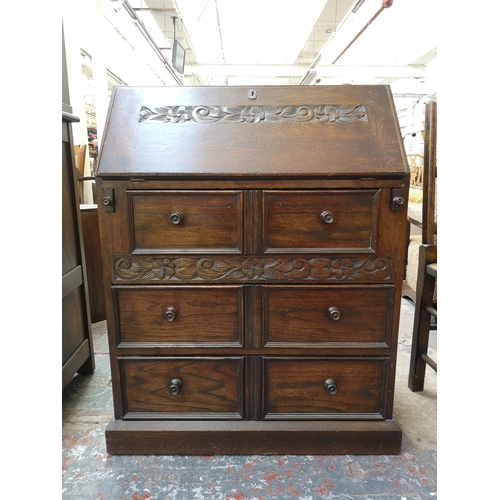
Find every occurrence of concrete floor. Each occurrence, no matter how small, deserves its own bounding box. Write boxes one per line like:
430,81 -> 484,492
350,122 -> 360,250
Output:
62,297 -> 437,499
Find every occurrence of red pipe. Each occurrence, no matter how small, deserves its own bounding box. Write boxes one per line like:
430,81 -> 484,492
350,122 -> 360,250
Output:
330,0 -> 393,66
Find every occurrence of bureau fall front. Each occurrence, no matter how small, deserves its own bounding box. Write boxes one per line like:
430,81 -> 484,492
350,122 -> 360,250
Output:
96,85 -> 409,455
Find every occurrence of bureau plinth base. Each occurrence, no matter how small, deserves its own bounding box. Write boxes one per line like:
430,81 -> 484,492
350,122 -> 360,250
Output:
105,420 -> 402,455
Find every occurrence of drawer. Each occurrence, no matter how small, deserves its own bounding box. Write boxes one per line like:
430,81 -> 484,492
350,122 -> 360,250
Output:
263,357 -> 386,419
129,190 -> 243,253
263,285 -> 392,347
262,190 -> 379,253
115,286 -> 244,346
121,357 -> 245,419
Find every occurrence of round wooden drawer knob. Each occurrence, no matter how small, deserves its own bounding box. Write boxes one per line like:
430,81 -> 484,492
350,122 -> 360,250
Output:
320,211 -> 335,224
169,379 -> 182,395
165,306 -> 178,322
328,306 -> 341,321
324,378 -> 338,395
170,212 -> 184,225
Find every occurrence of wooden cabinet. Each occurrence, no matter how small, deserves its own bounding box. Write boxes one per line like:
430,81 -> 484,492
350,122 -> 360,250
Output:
62,26 -> 95,389
96,85 -> 409,454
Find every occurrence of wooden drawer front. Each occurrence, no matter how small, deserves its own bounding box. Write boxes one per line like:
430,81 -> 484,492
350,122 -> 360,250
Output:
263,286 -> 392,347
263,358 -> 386,419
115,286 -> 244,346
122,357 -> 244,419
129,191 -> 243,253
262,190 -> 379,253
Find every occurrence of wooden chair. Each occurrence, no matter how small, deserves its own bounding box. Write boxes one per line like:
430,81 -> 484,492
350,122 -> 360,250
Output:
402,154 -> 437,300
408,153 -> 424,191
403,152 -> 425,302
408,100 -> 437,392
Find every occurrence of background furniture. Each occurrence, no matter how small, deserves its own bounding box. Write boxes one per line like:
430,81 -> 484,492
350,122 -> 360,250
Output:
80,205 -> 106,323
73,144 -> 87,204
74,144 -> 86,176
96,85 -> 409,455
62,25 -> 95,389
408,153 -> 424,193
408,101 -> 438,392
403,153 -> 437,301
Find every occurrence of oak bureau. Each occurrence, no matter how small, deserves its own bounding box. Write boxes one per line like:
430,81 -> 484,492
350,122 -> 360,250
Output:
95,85 -> 409,455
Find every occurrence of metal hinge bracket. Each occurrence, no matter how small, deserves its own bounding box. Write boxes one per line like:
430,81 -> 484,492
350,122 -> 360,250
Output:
390,188 -> 405,211
102,187 -> 115,213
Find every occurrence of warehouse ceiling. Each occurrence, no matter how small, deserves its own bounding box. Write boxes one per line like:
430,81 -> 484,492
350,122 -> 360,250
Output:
124,0 -> 437,96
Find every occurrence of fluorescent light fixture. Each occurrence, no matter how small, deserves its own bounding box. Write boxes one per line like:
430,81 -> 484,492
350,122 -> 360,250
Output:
299,70 -> 318,86
175,0 -> 328,65
351,0 -> 365,13
127,0 -> 171,49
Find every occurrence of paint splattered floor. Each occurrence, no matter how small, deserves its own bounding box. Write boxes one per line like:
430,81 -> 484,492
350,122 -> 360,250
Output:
62,298 -> 437,499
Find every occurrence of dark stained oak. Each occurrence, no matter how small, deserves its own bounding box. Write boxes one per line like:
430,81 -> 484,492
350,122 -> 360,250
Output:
263,285 -> 393,346
130,190 -> 243,253
263,190 -> 379,253
408,100 -> 438,392
121,357 -> 244,418
263,357 -> 386,418
96,85 -> 408,454
80,206 -> 106,323
115,286 -> 244,346
105,420 -> 402,455
62,26 -> 94,389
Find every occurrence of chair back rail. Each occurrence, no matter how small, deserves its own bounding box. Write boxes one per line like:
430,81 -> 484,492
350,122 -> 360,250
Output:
422,101 -> 437,244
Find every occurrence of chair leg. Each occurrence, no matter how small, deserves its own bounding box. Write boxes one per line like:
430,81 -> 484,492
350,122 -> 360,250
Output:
408,244 -> 437,392
408,296 -> 432,392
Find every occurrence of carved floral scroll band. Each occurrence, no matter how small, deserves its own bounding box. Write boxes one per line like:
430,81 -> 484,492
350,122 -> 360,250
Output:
138,105 -> 367,124
113,256 -> 391,283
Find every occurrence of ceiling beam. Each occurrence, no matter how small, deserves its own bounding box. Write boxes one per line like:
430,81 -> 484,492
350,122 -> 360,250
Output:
184,64 -> 426,79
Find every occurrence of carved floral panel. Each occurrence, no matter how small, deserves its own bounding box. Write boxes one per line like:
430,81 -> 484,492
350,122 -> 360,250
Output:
138,105 -> 367,124
113,256 -> 392,283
